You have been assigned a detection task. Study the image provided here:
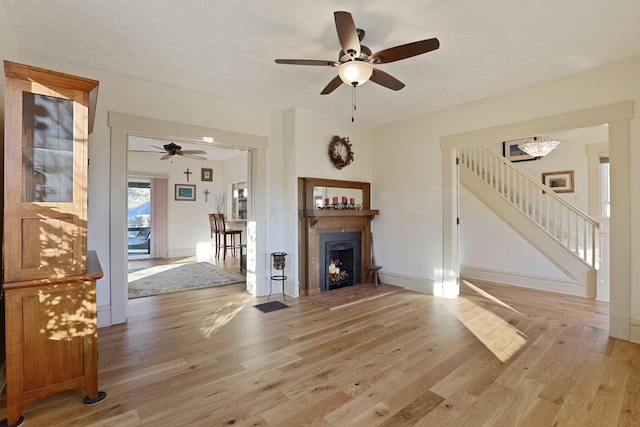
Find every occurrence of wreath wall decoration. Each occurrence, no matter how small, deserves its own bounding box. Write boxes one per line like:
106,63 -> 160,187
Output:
328,135 -> 354,170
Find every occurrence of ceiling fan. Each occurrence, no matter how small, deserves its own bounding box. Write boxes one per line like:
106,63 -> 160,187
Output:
275,11 -> 440,94
131,142 -> 207,161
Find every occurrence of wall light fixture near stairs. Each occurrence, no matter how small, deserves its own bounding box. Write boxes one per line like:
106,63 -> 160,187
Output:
517,136 -> 561,159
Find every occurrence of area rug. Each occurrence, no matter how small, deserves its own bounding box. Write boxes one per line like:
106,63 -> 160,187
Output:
253,300 -> 289,313
304,283 -> 402,310
128,262 -> 245,299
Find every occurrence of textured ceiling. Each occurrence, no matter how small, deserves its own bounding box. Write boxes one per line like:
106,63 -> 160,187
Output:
3,0 -> 640,127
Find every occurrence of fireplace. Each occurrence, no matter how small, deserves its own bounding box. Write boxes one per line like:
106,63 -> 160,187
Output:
298,177 -> 379,296
319,232 -> 361,291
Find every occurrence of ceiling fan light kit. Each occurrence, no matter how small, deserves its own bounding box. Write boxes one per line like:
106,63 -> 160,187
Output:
338,61 -> 373,86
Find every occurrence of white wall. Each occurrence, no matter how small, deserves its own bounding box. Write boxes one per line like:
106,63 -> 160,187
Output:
460,186 -> 568,279
293,108 -> 374,182
223,153 -> 249,189
371,112 -> 445,292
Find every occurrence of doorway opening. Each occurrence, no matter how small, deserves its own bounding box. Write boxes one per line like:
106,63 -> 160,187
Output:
441,101 -> 632,340
126,134 -> 251,287
109,111 -> 268,325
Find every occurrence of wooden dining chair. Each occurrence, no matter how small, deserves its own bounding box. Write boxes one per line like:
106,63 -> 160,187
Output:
214,213 -> 242,260
208,213 -> 220,258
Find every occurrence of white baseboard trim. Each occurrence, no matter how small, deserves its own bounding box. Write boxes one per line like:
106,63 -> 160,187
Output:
379,271 -> 437,295
98,304 -> 112,328
610,312 -> 630,341
168,248 -> 197,258
460,265 -> 589,297
285,280 -> 299,299
629,319 -> 640,344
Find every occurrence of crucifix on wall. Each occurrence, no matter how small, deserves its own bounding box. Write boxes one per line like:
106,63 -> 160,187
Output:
184,168 -> 192,182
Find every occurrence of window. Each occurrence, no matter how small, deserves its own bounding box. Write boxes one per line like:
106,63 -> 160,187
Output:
128,181 -> 151,255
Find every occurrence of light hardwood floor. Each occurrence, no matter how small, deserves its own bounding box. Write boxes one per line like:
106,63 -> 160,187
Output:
1,277 -> 638,426
127,253 -> 244,274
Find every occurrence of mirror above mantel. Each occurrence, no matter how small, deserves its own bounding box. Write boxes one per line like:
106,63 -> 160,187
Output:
300,177 -> 373,213
313,186 -> 363,209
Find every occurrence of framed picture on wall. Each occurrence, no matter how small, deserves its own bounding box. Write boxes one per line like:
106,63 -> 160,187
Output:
201,168 -> 213,182
542,170 -> 574,193
503,139 -> 536,162
175,184 -> 196,201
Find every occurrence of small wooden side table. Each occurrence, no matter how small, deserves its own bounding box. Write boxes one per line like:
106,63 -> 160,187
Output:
365,265 -> 382,287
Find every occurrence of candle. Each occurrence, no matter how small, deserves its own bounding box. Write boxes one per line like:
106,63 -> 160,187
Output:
324,198 -> 329,206
349,198 -> 355,205
332,197 -> 338,204
342,196 -> 347,204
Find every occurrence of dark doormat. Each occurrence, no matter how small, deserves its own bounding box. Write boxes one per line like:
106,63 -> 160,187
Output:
253,300 -> 289,313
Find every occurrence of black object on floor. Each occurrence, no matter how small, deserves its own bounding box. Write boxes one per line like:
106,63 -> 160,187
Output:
253,300 -> 289,313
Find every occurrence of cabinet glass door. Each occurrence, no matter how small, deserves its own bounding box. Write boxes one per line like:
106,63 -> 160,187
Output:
231,181 -> 247,220
22,92 -> 74,202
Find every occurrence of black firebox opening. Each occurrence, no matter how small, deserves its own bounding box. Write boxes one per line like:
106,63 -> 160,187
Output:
319,232 -> 361,292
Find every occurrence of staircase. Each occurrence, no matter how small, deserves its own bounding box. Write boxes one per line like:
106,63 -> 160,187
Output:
458,145 -> 598,296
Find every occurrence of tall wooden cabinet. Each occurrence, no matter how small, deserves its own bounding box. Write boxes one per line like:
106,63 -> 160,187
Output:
2,61 -> 105,427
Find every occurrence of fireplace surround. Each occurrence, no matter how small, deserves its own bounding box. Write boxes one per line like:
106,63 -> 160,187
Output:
298,177 -> 379,296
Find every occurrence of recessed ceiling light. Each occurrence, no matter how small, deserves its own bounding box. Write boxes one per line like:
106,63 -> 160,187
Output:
202,136 -> 214,143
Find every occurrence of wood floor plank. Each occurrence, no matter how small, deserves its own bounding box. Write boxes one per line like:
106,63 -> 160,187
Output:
552,393 -> 592,427
262,390 -> 351,425
379,390 -> 444,427
414,390 -> 477,426
430,346 -> 497,399
5,265 -> 640,426
564,351 -> 610,402
516,397 -> 559,427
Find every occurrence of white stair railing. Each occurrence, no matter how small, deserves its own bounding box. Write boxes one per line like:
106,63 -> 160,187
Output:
458,145 -> 599,268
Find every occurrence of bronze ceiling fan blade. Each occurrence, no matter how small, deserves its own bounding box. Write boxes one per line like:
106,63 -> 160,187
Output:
369,38 -> 440,64
334,11 -> 360,58
320,75 -> 344,95
370,69 -> 405,91
275,59 -> 339,67
160,153 -> 173,160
